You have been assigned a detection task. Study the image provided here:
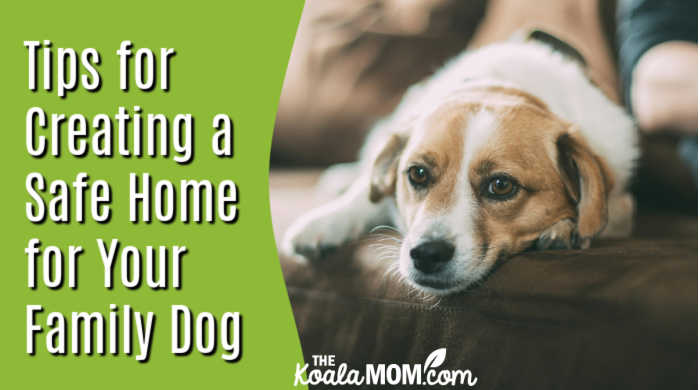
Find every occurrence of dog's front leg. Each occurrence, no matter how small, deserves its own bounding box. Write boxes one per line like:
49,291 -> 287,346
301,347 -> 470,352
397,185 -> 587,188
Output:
282,175 -> 394,262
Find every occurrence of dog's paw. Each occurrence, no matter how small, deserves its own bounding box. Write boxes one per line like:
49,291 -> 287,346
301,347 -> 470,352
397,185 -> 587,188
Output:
536,219 -> 590,250
281,210 -> 356,263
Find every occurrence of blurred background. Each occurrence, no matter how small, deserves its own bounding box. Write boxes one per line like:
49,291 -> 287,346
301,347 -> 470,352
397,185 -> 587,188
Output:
271,0 -> 697,218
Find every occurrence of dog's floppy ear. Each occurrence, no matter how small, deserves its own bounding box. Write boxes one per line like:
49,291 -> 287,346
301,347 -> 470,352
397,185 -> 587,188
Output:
556,130 -> 612,239
369,133 -> 407,203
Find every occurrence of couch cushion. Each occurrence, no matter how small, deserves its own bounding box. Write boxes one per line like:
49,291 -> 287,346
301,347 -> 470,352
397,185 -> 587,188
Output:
272,170 -> 697,389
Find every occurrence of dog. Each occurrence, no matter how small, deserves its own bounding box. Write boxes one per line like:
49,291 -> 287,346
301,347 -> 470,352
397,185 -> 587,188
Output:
282,32 -> 638,295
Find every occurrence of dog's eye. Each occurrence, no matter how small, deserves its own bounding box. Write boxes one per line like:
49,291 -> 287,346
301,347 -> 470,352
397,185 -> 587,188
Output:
486,176 -> 518,200
408,165 -> 430,188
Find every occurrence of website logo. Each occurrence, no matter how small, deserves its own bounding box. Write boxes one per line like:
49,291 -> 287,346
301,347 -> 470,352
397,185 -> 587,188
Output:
294,348 -> 477,387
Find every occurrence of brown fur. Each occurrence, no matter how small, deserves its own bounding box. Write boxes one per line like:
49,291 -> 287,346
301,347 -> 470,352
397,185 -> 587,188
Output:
555,131 -> 613,237
369,134 -> 406,202
467,103 -> 578,257
372,84 -> 610,264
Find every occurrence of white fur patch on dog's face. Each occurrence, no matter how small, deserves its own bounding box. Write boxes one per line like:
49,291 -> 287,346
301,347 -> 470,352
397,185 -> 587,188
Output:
397,109 -> 492,294
392,89 -> 593,295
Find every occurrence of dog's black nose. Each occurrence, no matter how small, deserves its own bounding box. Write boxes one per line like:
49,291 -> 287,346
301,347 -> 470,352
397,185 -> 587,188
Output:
410,240 -> 455,274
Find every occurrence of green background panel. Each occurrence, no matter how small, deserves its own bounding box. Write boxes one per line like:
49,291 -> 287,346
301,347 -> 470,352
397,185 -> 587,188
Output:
1,1 -> 306,388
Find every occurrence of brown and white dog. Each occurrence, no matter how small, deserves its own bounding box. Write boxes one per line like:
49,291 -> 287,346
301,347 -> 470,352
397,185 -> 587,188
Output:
282,34 -> 638,295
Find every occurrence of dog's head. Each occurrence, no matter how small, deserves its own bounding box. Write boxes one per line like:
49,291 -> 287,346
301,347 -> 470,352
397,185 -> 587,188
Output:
369,85 -> 612,294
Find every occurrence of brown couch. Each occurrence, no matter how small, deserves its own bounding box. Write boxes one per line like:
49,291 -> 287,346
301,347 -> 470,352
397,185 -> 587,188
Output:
272,170 -> 696,389
271,1 -> 697,388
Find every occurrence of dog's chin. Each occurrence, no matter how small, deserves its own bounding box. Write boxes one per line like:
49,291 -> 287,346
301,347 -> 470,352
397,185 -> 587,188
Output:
400,256 -> 495,296
405,272 -> 471,296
